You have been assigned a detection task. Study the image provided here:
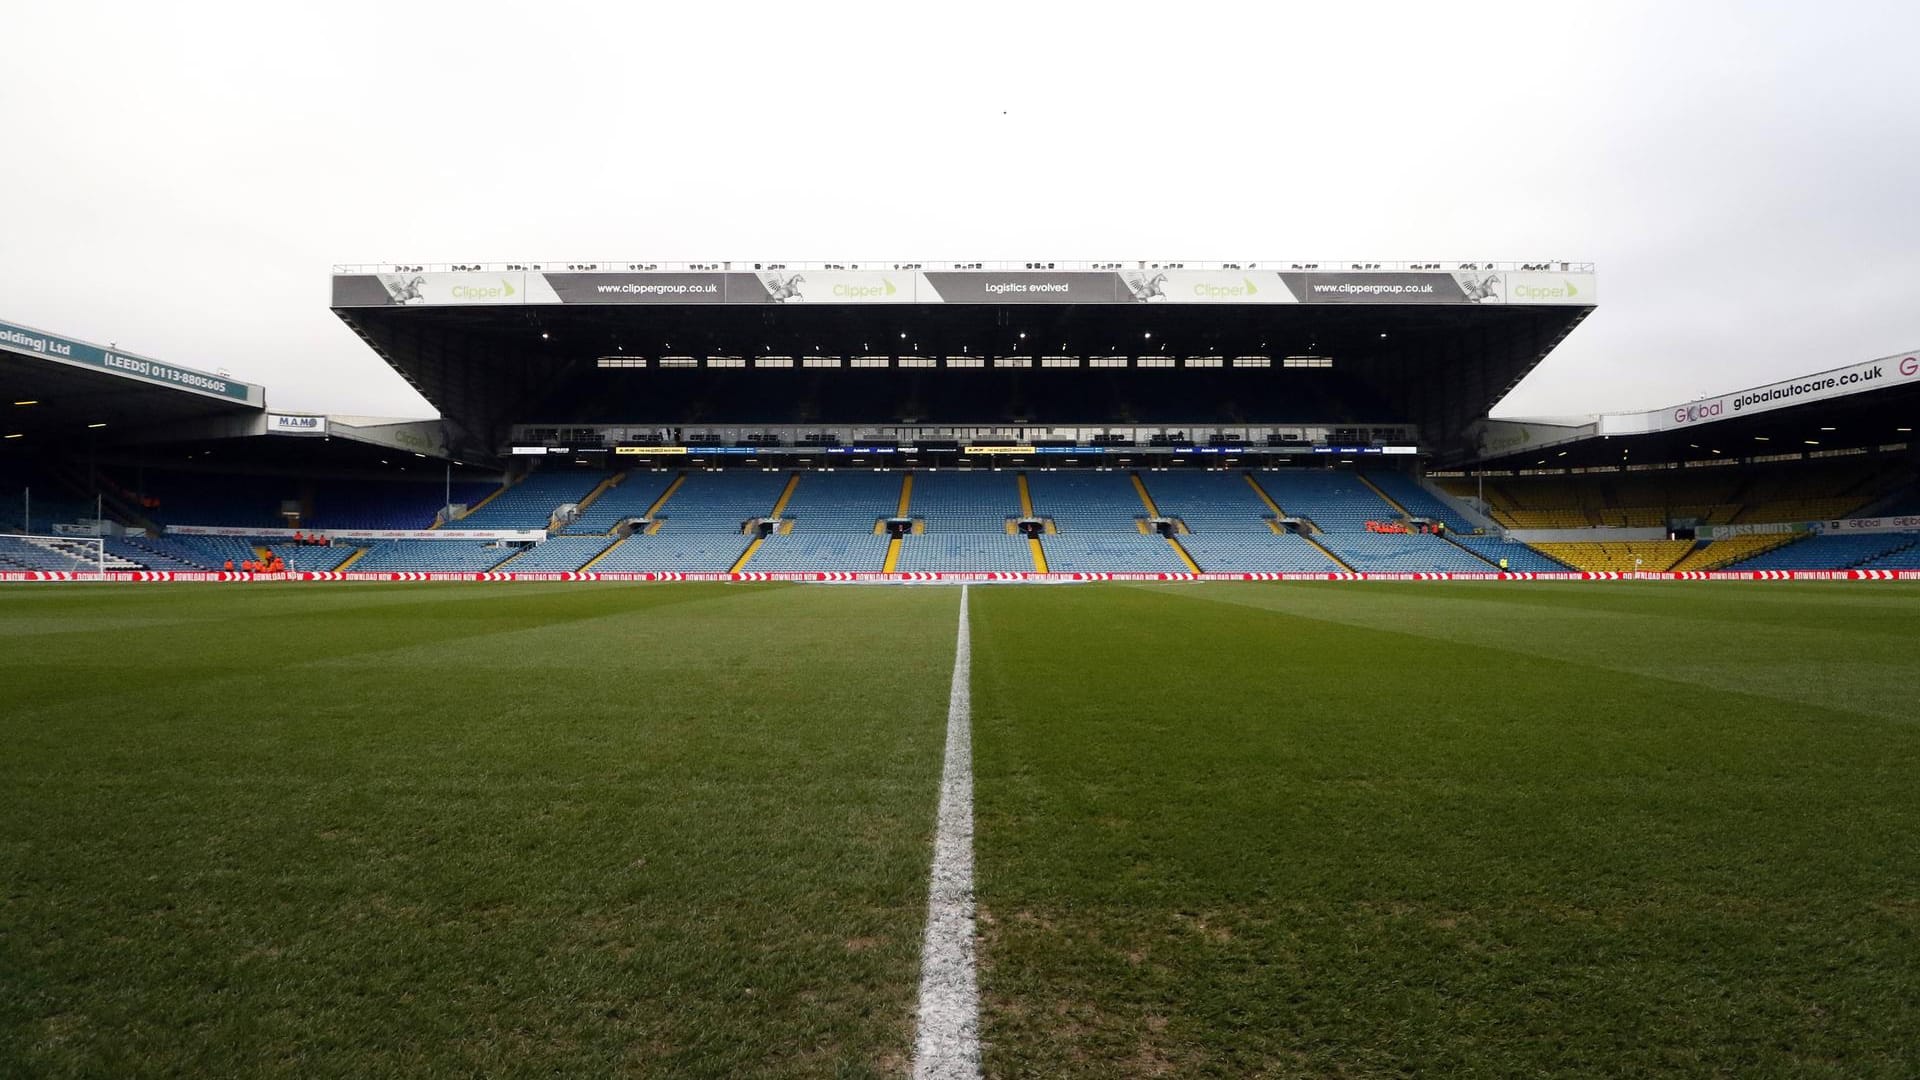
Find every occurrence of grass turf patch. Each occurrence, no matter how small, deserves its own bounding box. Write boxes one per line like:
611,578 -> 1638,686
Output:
1,582 -> 959,1078
6,579 -> 1919,1077
969,582 -> 1920,1078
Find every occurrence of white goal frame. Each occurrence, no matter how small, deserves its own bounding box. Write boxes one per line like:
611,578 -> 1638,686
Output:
1,533 -> 107,578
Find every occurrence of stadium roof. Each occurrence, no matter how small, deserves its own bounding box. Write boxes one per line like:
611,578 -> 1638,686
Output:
1469,347 -> 1920,469
331,261 -> 1596,461
1,318 -> 263,450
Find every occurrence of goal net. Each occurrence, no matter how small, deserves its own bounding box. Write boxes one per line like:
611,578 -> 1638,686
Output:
0,533 -> 107,578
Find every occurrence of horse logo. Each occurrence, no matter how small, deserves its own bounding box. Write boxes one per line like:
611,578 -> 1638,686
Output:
763,273 -> 806,302
1456,273 -> 1501,303
1123,272 -> 1169,302
382,274 -> 427,305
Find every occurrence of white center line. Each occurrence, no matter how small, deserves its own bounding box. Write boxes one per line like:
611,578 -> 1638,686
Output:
913,585 -> 981,1080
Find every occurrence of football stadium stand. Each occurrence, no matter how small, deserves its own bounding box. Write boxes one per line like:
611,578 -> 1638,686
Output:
586,469 -> 791,572
1360,471 -> 1479,533
306,479 -> 496,530
1028,470 -> 1191,572
267,543 -> 359,572
741,471 -> 900,571
1255,470 -> 1399,534
895,471 -> 1030,572
1135,470 -> 1332,572
1726,533 -> 1920,571
744,533 -> 894,572
445,470 -> 608,530
777,470 -> 901,530
353,541 -> 515,573
1447,535 -> 1571,572
1528,540 -> 1697,574
0,536 -> 107,572
502,536 -> 617,572
560,470 -> 679,535
104,537 -> 205,572
1668,534 -> 1803,572
1174,532 -> 1340,573
1139,470 -> 1274,534
1443,460 -> 1910,531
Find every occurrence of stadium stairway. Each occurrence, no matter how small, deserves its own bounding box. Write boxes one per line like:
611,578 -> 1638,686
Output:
770,473 -> 801,519
647,473 -> 687,518
1357,473 -> 1411,518
437,475 -> 511,528
1245,472 -> 1287,520
572,472 -> 620,514
1300,532 -> 1350,570
1129,471 -> 1201,572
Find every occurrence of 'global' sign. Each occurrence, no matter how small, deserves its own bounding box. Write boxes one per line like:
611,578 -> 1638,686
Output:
1673,400 -> 1724,425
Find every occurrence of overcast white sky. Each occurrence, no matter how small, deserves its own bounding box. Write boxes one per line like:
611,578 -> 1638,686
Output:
3,0 -> 1916,422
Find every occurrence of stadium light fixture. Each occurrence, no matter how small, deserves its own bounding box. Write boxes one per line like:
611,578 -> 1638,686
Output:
1754,436 -> 1770,442
1899,427 -> 1914,433
1143,332 -> 1152,339
1819,426 -> 1836,431
3,433 -> 21,439
541,332 -> 549,340
13,400 -> 36,406
1804,440 -> 1820,446
87,423 -> 106,429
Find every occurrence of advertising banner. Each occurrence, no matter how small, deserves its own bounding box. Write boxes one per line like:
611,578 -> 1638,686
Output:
540,272 -> 729,305
1601,348 -> 1920,435
331,272 -> 560,307
921,272 -> 1121,304
0,319 -> 258,403
1818,515 -> 1920,534
266,414 -> 327,435
1506,272 -> 1597,305
730,271 -> 919,304
1283,271 -> 1503,305
167,525 -> 546,541
331,269 -> 1594,308
1114,270 -> 1297,304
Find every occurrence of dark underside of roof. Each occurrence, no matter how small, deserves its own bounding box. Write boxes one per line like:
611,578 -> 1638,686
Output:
336,303 -> 1589,457
0,353 -> 258,451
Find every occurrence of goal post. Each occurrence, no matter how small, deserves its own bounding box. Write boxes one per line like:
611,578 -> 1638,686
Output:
0,533 -> 108,579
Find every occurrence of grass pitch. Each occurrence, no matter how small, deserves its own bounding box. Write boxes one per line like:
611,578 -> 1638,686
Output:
5,580 -> 1920,1077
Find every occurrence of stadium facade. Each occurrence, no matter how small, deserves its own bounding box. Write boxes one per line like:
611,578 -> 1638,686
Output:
2,259 -> 1915,581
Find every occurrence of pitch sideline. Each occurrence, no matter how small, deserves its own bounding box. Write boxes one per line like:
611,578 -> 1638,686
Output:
912,585 -> 981,1079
